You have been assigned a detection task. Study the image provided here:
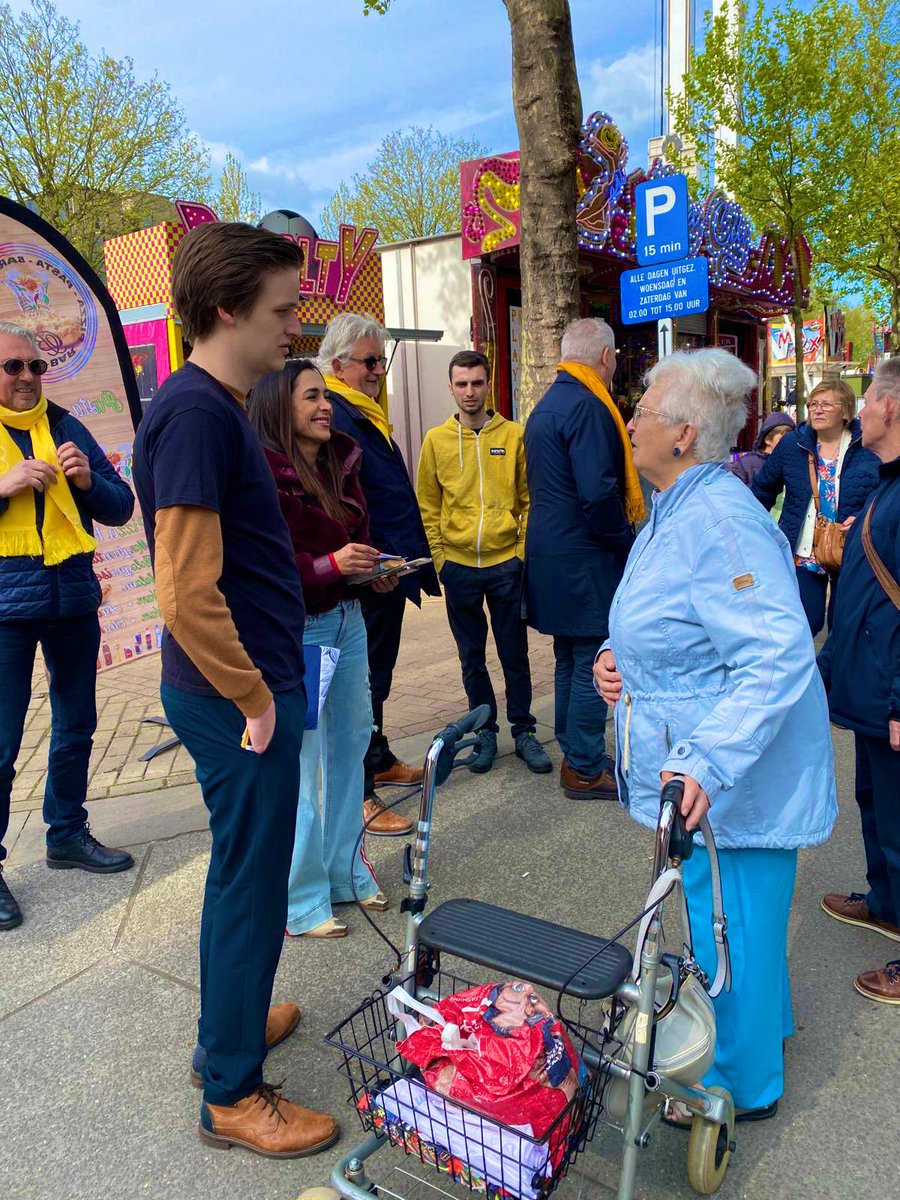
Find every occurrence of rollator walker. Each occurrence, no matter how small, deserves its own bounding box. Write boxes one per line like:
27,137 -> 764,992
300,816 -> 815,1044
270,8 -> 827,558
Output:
314,705 -> 735,1200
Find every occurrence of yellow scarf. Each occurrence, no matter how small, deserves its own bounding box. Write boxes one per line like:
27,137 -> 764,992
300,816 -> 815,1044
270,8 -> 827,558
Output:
0,397 -> 97,564
558,361 -> 646,526
324,374 -> 392,445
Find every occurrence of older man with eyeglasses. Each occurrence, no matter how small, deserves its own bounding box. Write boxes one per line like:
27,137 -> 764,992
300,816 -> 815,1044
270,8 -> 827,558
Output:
0,322 -> 135,931
319,313 -> 439,836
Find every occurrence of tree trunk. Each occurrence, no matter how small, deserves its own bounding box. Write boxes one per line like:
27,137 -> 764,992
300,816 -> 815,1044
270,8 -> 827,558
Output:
792,304 -> 806,420
891,283 -> 900,351
504,0 -> 582,420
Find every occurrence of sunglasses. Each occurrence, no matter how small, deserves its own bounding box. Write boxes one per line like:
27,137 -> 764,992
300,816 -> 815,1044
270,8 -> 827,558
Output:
1,358 -> 49,377
348,355 -> 387,371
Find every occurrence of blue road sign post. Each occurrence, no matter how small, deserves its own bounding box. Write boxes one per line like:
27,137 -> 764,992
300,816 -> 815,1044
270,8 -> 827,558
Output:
622,172 -> 709,334
635,176 -> 689,266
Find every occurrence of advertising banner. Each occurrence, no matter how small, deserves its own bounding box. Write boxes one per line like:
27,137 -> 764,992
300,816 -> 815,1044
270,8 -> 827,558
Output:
768,318 -> 824,365
0,196 -> 150,672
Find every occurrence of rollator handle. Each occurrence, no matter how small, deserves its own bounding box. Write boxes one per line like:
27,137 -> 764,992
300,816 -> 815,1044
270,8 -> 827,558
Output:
659,777 -> 694,863
450,704 -> 491,739
431,705 -> 492,786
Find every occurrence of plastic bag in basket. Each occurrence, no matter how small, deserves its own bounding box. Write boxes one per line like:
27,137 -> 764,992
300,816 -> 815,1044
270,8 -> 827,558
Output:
391,981 -> 585,1159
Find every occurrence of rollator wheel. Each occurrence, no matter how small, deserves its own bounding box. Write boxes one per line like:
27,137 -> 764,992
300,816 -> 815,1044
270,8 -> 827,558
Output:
295,1188 -> 340,1199
686,1086 -> 734,1195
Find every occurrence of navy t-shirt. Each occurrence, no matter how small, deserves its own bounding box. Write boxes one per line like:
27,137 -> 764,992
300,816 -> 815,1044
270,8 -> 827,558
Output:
133,361 -> 305,698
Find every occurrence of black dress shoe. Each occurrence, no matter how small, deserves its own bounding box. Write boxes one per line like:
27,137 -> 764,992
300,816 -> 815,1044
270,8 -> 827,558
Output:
0,867 -> 23,930
46,829 -> 134,874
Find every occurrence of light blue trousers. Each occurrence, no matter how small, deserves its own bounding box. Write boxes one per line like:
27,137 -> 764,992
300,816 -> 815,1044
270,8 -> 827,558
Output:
286,602 -> 379,934
682,845 -> 797,1111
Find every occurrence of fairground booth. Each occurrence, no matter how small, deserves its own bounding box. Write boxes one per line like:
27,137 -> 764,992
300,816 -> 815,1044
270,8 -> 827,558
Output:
460,111 -> 810,441
102,203 -> 439,409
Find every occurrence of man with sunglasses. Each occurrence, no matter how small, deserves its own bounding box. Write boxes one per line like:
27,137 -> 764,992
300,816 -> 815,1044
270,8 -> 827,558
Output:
319,313 -> 439,836
0,323 -> 136,931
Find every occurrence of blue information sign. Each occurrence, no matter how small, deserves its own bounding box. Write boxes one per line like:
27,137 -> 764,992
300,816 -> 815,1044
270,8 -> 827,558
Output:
635,175 -> 690,266
620,256 -> 709,326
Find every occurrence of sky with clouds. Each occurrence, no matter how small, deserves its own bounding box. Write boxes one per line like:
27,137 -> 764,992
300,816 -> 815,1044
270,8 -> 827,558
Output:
10,0 -> 684,231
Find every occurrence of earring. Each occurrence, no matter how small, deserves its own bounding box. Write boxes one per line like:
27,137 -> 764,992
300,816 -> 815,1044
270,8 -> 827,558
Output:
673,447 -> 682,458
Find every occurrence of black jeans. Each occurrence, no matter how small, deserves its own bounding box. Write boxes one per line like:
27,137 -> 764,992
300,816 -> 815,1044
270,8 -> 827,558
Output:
0,612 -> 101,861
441,557 -> 535,738
359,585 -> 407,792
855,732 -> 900,926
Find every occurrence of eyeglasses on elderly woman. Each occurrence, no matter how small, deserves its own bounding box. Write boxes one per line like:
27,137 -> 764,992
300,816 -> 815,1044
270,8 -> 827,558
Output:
632,403 -> 668,422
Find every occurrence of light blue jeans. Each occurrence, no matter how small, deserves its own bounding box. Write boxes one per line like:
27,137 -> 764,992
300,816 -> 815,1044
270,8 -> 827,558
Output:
286,601 -> 379,933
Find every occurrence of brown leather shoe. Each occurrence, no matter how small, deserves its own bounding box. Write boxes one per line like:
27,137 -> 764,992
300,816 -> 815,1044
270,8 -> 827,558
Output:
190,1003 -> 301,1088
560,758 -> 618,800
821,893 -> 900,942
854,960 -> 900,1005
364,794 -> 414,837
199,1083 -> 339,1158
374,760 -> 423,785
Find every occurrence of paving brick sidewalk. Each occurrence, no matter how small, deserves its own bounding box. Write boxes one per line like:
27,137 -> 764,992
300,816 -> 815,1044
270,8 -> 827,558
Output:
11,597 -> 556,815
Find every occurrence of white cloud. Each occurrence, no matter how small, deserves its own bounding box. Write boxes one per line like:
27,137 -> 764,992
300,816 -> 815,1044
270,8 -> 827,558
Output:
584,43 -> 659,169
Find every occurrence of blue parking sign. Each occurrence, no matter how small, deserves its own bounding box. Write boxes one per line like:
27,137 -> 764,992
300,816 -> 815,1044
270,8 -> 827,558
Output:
620,256 -> 709,325
635,175 -> 689,266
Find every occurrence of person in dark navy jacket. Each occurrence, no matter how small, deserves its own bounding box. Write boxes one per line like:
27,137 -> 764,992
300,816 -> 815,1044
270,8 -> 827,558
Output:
524,318 -> 642,801
819,359 -> 900,1005
752,379 -> 880,635
0,323 -> 135,931
319,313 -> 439,835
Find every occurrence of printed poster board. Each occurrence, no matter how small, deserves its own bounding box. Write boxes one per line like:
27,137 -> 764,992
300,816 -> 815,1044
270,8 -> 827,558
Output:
0,196 -> 153,672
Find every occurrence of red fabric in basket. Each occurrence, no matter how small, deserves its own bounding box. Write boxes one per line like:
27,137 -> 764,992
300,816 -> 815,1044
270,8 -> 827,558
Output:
395,981 -> 582,1149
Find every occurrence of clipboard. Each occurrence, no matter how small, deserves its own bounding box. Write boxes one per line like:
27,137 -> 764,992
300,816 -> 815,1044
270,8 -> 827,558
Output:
346,556 -> 432,586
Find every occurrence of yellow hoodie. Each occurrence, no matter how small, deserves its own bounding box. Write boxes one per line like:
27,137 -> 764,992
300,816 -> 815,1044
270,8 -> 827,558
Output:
416,411 -> 528,573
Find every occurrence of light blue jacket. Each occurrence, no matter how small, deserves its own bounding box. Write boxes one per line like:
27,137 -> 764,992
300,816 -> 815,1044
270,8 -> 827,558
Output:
603,463 -> 837,850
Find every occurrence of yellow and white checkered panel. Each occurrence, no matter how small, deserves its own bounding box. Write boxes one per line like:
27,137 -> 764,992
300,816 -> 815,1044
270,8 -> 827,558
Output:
104,222 -> 185,316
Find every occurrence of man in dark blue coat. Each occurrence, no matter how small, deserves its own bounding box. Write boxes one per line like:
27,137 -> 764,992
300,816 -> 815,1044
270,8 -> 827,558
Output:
320,313 -> 440,835
0,324 -> 136,931
819,359 -> 900,1004
524,318 -> 638,799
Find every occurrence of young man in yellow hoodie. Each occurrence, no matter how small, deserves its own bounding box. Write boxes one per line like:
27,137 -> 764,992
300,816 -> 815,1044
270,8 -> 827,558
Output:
416,351 -> 551,775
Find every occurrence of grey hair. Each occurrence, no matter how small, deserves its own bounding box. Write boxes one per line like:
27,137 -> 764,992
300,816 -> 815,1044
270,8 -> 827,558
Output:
317,312 -> 390,373
873,356 -> 900,400
646,348 -> 756,462
560,317 -> 616,365
0,322 -> 38,351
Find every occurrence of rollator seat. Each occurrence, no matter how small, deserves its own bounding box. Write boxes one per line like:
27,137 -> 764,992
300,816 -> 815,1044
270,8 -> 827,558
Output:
417,899 -> 633,1000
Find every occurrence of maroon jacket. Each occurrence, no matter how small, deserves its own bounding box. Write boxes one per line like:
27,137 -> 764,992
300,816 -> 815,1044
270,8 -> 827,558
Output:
264,430 -> 371,615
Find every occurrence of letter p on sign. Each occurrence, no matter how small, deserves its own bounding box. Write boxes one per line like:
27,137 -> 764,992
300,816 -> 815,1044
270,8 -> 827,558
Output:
645,186 -> 676,235
635,174 -> 690,266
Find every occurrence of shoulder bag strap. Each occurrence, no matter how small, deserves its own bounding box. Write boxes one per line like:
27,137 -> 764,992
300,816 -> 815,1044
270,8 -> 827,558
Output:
862,501 -> 900,609
807,453 -> 822,515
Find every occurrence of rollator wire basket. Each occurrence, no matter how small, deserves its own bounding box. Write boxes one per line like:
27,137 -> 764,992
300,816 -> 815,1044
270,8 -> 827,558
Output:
325,965 -> 617,1200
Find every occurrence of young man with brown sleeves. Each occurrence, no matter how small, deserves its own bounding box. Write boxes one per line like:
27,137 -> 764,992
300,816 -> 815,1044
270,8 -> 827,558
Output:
133,223 -> 338,1159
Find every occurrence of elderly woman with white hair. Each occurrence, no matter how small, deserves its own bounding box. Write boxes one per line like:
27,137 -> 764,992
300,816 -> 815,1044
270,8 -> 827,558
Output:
594,348 -> 837,1122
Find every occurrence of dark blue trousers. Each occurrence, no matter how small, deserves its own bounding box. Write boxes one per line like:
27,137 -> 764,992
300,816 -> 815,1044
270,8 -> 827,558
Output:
0,612 -> 100,861
553,635 -> 611,776
161,682 -> 306,1107
441,557 -> 535,737
795,566 -> 837,638
855,732 -> 900,926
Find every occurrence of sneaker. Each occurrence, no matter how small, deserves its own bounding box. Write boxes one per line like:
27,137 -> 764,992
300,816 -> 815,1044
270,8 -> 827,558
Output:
46,828 -> 134,874
855,960 -> 900,1005
514,732 -> 552,774
363,795 -> 414,837
0,867 -> 22,931
821,893 -> 900,942
469,729 -> 498,774
198,1083 -> 339,1158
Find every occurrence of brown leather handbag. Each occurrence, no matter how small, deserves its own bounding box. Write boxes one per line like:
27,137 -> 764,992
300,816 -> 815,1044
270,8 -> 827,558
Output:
862,501 -> 900,609
808,456 -> 845,573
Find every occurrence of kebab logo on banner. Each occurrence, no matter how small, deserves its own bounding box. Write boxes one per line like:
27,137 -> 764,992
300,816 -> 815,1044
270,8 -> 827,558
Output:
0,196 -> 148,673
